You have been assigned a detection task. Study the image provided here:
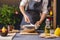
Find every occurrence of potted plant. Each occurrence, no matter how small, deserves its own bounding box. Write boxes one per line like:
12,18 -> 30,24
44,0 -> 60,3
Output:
0,4 -> 16,33
0,4 -> 21,34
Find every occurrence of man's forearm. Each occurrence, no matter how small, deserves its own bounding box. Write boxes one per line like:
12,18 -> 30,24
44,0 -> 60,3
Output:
39,13 -> 47,25
19,6 -> 26,16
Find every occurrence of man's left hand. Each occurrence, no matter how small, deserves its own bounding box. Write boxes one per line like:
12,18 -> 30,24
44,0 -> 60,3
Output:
35,21 -> 40,29
35,21 -> 40,26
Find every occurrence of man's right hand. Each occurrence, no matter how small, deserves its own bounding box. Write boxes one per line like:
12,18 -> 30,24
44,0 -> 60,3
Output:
24,14 -> 30,23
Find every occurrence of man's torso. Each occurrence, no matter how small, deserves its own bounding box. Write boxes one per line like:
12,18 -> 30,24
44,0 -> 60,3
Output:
26,0 -> 43,12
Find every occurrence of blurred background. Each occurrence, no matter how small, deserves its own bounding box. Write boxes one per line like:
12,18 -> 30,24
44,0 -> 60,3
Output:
0,0 -> 58,30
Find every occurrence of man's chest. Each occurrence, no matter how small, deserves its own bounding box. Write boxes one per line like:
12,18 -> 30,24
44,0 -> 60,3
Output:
33,0 -> 41,2
28,0 -> 42,4
28,0 -> 41,2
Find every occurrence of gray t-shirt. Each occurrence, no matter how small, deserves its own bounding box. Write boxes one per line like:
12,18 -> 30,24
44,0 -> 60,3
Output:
20,0 -> 48,14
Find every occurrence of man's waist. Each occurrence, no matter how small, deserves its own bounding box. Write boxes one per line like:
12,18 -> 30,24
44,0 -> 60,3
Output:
25,9 -> 40,12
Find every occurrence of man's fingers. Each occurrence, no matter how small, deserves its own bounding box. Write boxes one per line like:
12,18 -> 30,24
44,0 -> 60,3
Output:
25,17 -> 30,23
35,24 -> 40,29
27,18 -> 30,23
36,22 -> 40,26
27,17 -> 30,23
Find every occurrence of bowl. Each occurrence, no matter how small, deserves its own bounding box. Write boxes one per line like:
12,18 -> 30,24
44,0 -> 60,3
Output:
21,24 -> 36,33
1,32 -> 8,36
1,30 -> 8,36
22,24 -> 35,29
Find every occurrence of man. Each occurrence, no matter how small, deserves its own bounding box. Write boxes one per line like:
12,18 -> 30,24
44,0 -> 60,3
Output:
19,0 -> 48,29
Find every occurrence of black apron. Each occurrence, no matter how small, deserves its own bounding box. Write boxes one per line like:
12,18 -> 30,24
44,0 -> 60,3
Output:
21,0 -> 43,25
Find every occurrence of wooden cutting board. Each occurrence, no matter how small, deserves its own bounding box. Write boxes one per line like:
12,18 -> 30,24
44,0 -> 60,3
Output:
39,33 -> 59,39
9,30 -> 20,33
20,32 -> 38,35
20,30 -> 38,35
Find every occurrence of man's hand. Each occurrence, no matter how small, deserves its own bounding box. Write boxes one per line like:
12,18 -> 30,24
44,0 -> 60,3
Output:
35,21 -> 40,26
24,15 -> 30,23
35,21 -> 40,29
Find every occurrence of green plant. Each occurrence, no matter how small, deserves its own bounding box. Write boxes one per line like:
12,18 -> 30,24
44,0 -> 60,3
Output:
0,5 -> 16,26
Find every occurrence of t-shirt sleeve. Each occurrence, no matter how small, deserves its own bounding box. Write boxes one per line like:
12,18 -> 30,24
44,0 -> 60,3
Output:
42,0 -> 48,14
20,0 -> 28,6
